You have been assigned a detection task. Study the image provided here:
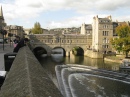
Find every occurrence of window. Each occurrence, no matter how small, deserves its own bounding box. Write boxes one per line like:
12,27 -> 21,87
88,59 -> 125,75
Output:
67,40 -> 69,43
102,45 -> 109,48
107,39 -> 109,43
103,31 -> 109,36
103,31 -> 104,36
62,40 -> 64,43
106,45 -> 109,48
103,38 -> 107,43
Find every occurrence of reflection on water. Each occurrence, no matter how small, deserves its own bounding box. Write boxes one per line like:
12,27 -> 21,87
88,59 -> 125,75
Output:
38,55 -> 120,88
40,55 -> 120,71
39,55 -> 120,76
51,55 -> 64,63
38,55 -> 130,97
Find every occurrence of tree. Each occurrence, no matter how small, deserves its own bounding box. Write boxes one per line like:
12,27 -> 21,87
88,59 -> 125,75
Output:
31,22 -> 42,34
0,29 -> 7,36
72,47 -> 84,56
111,25 -> 130,57
8,33 -> 13,37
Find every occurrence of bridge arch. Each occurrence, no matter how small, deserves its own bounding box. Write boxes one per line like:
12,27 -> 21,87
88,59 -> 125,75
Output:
32,44 -> 86,57
52,47 -> 66,57
33,46 -> 47,57
70,46 -> 84,56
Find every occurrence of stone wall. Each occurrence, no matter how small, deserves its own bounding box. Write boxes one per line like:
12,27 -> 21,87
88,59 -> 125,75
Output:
0,46 -> 63,97
84,50 -> 103,58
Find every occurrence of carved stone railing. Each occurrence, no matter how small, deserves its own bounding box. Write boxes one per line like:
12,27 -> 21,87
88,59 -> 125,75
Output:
0,46 -> 63,97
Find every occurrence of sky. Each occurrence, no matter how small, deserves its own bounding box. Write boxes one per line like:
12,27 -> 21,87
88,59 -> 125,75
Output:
0,0 -> 130,29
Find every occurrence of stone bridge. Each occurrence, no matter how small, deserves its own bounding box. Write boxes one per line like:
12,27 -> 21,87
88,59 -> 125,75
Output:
0,46 -> 130,96
28,34 -> 92,56
0,46 -> 63,97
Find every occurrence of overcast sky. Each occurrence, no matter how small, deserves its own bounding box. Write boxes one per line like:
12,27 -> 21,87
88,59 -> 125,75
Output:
0,0 -> 130,29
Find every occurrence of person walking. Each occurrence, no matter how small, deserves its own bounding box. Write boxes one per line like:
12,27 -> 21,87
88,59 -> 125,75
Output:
13,38 -> 29,53
13,36 -> 20,48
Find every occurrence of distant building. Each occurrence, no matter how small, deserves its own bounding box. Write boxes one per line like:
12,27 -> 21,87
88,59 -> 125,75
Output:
5,25 -> 25,39
92,15 -> 113,53
41,27 -> 80,35
0,6 -> 7,38
80,15 -> 130,53
80,23 -> 92,49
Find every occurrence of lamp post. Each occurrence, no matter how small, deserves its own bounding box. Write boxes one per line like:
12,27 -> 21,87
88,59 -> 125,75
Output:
3,31 -> 4,50
8,33 -> 13,47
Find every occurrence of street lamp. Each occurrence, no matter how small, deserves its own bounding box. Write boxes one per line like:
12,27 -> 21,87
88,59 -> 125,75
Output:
8,33 -> 13,47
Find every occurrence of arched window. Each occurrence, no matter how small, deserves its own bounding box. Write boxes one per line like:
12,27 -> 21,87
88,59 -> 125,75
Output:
103,38 -> 107,43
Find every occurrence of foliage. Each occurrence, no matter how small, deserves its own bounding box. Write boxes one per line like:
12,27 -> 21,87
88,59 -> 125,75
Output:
31,22 -> 42,34
8,33 -> 13,37
0,29 -> 7,35
111,25 -> 130,57
72,47 -> 84,56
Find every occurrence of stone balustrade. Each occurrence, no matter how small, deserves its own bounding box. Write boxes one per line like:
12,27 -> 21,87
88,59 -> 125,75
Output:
0,46 -> 63,97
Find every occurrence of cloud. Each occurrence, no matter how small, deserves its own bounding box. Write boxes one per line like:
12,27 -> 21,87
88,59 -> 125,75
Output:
2,0 -> 44,22
1,0 -> 130,28
95,0 -> 130,11
48,15 -> 94,28
113,15 -> 130,22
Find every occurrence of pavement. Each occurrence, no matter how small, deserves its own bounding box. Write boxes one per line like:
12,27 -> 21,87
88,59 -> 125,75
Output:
0,43 -> 14,71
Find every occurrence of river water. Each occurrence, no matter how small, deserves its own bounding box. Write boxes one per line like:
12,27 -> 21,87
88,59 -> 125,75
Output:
38,55 -> 130,97
39,55 -> 120,74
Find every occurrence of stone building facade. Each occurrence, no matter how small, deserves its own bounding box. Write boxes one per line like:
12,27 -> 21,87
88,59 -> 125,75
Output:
5,25 -> 25,39
81,15 -> 130,53
92,15 -> 113,53
80,23 -> 92,49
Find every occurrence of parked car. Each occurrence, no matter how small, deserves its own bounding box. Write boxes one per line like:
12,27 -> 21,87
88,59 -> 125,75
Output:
0,39 -> 3,43
0,38 -> 8,43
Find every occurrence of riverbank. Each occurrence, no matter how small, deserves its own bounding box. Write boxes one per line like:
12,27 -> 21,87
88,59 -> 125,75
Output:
104,55 -> 125,63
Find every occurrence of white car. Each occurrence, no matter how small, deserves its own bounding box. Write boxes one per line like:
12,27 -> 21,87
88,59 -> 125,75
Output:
0,39 -> 3,43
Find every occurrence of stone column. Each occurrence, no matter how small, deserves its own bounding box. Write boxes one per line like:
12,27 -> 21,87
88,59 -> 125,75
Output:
47,51 -> 51,56
66,51 -> 70,57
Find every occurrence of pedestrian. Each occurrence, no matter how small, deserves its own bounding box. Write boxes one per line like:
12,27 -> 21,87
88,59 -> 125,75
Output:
13,36 -> 20,48
13,38 -> 29,53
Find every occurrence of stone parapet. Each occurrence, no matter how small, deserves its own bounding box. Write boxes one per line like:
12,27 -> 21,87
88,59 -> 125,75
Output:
0,46 -> 63,97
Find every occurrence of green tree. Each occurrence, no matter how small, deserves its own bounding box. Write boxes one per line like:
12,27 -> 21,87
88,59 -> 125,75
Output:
111,25 -> 130,57
31,22 -> 42,34
0,29 -> 7,36
72,47 -> 84,56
